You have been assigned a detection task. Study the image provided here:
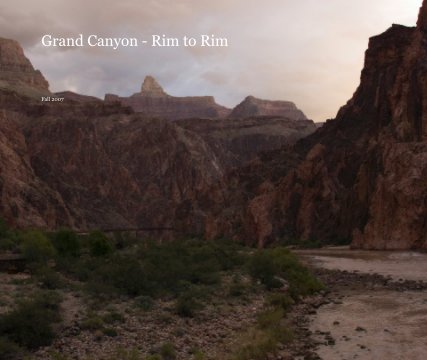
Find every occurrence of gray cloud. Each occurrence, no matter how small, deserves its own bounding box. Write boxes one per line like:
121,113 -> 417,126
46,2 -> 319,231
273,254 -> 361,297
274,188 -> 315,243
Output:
0,0 -> 421,121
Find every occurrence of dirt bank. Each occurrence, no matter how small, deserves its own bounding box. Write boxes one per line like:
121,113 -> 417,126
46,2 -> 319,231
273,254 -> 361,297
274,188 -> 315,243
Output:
295,247 -> 427,360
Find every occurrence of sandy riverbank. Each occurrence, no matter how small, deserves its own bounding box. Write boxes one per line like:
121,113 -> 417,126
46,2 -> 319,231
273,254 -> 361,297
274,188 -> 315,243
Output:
294,247 -> 427,360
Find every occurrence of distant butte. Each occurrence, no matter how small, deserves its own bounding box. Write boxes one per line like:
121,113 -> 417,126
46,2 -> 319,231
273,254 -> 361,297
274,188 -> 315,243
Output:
105,76 -> 231,120
229,95 -> 307,120
105,76 -> 309,121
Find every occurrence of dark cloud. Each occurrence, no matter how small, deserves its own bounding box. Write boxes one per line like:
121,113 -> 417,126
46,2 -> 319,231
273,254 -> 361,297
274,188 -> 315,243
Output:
0,0 -> 420,121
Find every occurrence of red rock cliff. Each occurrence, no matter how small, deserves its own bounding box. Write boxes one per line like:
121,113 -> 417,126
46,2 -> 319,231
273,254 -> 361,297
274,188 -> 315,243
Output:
191,2 -> 427,250
0,38 -> 49,96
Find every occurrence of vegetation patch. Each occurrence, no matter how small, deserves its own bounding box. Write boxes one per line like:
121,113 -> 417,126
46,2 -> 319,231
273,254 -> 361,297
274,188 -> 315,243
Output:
0,218 -> 324,359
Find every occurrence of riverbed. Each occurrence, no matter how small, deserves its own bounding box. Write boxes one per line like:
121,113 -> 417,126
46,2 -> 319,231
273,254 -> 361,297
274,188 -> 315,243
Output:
295,247 -> 427,360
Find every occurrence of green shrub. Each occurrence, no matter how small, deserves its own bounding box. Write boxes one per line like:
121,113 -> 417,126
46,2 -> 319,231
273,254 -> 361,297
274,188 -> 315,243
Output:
233,323 -> 293,360
88,231 -> 113,257
0,291 -> 61,349
0,237 -> 16,252
247,252 -> 281,289
0,218 -> 9,239
113,231 -> 137,250
20,231 -> 55,263
59,238 -> 242,300
191,348 -> 206,360
52,229 -> 80,257
89,256 -> 147,296
234,331 -> 278,360
256,308 -> 284,329
135,295 -> 154,311
0,219 -> 17,251
160,342 -> 176,360
102,327 -> 118,337
36,266 -> 64,289
228,275 -> 249,297
247,247 -> 323,299
268,248 -> 323,300
175,293 -> 201,318
102,311 -> 125,324
0,336 -> 23,359
267,293 -> 294,313
145,355 -> 161,360
81,315 -> 104,331
50,352 -> 73,360
110,347 -> 141,360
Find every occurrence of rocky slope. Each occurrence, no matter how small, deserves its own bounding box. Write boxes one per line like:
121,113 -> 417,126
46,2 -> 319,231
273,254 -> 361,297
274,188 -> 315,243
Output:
0,38 -> 50,97
6,0 -> 426,251
188,1 -> 427,250
105,76 -> 231,120
0,38 -> 316,232
54,91 -> 102,103
177,117 -> 316,169
229,96 -> 307,120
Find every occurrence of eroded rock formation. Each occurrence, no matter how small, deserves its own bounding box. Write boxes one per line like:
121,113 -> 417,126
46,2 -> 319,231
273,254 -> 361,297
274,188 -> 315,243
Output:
4,0 -> 426,252
0,38 -> 50,96
229,96 -> 307,120
105,76 -> 231,120
0,38 -> 316,233
189,1 -> 427,250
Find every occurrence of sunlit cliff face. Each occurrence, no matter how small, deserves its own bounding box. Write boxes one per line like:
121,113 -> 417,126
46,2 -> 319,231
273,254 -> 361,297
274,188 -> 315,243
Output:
0,0 -> 420,121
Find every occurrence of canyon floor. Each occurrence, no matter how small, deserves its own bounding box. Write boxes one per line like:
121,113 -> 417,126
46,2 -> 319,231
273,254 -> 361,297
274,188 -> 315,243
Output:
296,247 -> 427,360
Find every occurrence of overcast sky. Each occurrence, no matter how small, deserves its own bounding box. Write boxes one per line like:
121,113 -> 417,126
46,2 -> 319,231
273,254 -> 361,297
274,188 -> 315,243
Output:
0,0 -> 421,121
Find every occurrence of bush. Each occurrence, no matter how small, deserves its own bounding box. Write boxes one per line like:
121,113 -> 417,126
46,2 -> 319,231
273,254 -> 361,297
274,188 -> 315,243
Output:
102,311 -> 125,324
145,355 -> 161,360
248,247 -> 323,299
0,336 -> 23,359
109,347 -> 141,360
20,231 -> 55,263
89,256 -> 147,296
36,266 -> 64,289
113,231 -> 137,250
0,237 -> 16,252
52,229 -> 80,257
191,348 -> 206,360
102,327 -> 118,337
248,252 -> 281,289
88,231 -> 113,257
0,291 -> 61,349
267,293 -> 294,313
235,336 -> 277,360
160,342 -> 176,360
135,295 -> 154,311
81,315 -> 104,331
0,218 -> 9,239
228,275 -> 248,297
175,293 -> 202,318
256,308 -> 284,329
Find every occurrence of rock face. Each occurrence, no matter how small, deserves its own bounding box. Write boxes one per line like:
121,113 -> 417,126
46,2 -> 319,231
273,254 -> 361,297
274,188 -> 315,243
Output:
140,76 -> 168,97
0,95 -> 314,231
106,77 -> 309,122
177,117 -> 316,169
0,44 -> 316,232
0,38 -> 49,96
229,96 -> 307,120
54,91 -> 102,103
105,76 -> 231,120
189,2 -> 427,250
8,0 -> 427,252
